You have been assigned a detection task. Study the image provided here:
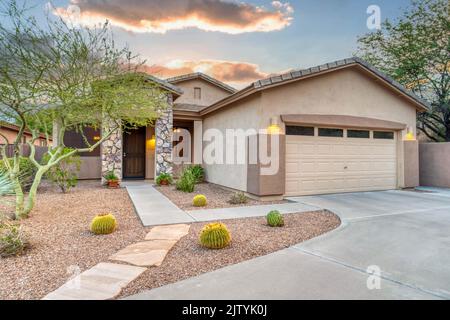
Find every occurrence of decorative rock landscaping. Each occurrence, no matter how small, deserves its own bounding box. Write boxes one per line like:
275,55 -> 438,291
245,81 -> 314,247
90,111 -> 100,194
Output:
43,223 -> 190,300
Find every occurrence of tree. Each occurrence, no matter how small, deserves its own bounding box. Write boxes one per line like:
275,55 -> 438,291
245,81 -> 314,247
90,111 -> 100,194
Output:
357,0 -> 450,141
0,1 -> 168,219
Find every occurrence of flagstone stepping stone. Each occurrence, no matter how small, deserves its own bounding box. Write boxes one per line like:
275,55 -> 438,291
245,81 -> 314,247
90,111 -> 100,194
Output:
145,223 -> 190,241
109,240 -> 177,267
42,263 -> 146,300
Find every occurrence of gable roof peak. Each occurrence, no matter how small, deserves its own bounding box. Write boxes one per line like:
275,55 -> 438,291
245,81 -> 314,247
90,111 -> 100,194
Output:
166,72 -> 237,94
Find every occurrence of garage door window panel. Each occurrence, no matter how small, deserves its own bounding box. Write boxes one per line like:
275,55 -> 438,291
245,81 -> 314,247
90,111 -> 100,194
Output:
347,130 -> 370,139
318,128 -> 344,137
286,126 -> 315,136
374,131 -> 394,140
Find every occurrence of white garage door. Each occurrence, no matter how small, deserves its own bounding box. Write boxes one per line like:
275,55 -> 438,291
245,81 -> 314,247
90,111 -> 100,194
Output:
285,127 -> 398,196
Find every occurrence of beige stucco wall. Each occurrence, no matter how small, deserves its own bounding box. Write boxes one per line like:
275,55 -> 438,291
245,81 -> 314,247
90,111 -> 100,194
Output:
419,142 -> 450,188
145,126 -> 156,179
202,67 -> 419,193
202,94 -> 262,191
174,79 -> 232,106
78,156 -> 101,179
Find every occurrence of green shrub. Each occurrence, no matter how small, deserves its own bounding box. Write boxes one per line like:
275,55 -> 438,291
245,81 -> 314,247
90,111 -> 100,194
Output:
42,148 -> 81,193
176,168 -> 196,193
104,171 -> 119,181
90,213 -> 117,235
0,157 -> 36,191
193,194 -> 207,207
156,172 -> 173,185
228,191 -> 248,205
188,165 -> 204,183
0,221 -> 28,257
266,210 -> 284,227
199,222 -> 231,249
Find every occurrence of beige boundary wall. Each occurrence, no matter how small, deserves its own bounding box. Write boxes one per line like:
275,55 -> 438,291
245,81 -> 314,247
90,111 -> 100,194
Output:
78,156 -> 101,180
419,142 -> 450,188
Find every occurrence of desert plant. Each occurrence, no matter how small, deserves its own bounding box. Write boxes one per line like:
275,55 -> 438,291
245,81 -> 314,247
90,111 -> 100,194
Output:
0,170 -> 16,196
188,165 -> 204,183
176,168 -> 196,193
199,222 -> 231,249
104,171 -> 119,181
0,221 -> 28,257
266,210 -> 284,227
0,157 -> 36,192
42,148 -> 81,193
90,213 -> 117,235
193,194 -> 207,207
156,172 -> 173,186
228,191 -> 248,205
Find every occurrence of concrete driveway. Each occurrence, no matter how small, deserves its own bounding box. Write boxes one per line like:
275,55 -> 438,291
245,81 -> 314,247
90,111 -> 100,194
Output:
127,190 -> 450,300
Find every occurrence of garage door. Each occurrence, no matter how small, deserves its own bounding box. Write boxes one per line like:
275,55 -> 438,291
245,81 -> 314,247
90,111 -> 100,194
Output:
285,126 -> 398,196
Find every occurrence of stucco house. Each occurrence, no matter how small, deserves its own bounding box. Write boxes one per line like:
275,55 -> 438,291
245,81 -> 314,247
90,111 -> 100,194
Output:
68,57 -> 429,198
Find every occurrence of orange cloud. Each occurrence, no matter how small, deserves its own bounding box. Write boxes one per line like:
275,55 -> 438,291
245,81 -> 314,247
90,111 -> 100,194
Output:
52,0 -> 294,34
140,60 -> 269,87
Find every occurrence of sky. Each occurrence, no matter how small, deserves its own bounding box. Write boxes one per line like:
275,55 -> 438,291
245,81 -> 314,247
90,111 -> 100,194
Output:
11,0 -> 413,88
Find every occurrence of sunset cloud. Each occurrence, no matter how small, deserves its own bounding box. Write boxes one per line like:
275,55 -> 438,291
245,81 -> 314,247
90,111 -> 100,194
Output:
139,60 -> 270,87
52,0 -> 294,34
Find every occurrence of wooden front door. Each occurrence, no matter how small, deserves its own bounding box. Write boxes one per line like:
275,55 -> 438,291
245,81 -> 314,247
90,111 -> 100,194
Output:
123,127 -> 146,179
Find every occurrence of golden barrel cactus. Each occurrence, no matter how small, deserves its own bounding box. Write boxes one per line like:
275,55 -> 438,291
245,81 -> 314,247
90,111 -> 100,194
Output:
90,213 -> 117,235
193,194 -> 207,207
199,222 -> 231,249
266,210 -> 284,227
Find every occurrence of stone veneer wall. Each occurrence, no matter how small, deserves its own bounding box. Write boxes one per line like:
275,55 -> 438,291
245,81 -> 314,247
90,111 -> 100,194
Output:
101,119 -> 122,183
155,94 -> 174,176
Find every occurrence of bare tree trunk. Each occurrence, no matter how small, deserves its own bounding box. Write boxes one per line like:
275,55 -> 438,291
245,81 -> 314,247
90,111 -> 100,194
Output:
21,166 -> 48,218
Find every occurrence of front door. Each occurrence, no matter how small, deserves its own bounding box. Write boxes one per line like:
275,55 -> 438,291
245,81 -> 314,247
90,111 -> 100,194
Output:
123,127 -> 146,179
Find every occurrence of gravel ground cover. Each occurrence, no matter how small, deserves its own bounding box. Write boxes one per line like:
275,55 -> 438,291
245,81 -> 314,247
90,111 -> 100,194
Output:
156,183 -> 286,211
0,181 -> 148,300
119,210 -> 340,299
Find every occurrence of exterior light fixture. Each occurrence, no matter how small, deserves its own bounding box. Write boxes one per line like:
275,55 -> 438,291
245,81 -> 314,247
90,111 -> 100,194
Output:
93,136 -> 101,141
147,135 -> 156,150
405,127 -> 415,141
267,117 -> 281,134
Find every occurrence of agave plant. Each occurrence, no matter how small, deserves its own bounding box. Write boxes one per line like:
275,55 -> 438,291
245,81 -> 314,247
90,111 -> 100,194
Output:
0,170 -> 15,197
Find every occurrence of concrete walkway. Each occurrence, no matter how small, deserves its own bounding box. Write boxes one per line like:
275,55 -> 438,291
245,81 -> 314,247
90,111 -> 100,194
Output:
125,181 -> 320,226
125,183 -> 194,226
127,190 -> 450,300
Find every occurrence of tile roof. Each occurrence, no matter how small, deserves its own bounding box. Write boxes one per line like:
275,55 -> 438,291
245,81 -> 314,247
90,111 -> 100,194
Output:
173,103 -> 208,112
166,73 -> 237,94
144,74 -> 183,96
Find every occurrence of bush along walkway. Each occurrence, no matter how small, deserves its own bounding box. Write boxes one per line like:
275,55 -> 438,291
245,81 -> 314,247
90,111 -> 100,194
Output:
42,224 -> 190,300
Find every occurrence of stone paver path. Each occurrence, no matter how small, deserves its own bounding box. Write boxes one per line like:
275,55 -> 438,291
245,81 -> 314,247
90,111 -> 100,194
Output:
44,224 -> 190,300
43,263 -> 146,300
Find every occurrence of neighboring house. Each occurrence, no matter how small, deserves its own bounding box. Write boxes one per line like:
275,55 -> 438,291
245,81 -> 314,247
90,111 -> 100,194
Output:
67,57 -> 429,198
0,122 -> 51,147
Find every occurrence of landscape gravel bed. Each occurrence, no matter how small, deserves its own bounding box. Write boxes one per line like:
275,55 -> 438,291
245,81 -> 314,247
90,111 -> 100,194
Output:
0,181 -> 148,300
119,210 -> 340,299
156,182 -> 286,211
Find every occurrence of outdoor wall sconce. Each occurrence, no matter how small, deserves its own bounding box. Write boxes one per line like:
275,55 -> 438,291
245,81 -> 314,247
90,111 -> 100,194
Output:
147,135 -> 156,150
93,136 -> 101,141
267,117 -> 281,134
405,126 -> 415,141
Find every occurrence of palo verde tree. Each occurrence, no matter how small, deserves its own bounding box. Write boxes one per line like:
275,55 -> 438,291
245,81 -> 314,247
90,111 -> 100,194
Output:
357,0 -> 450,141
0,1 -> 167,219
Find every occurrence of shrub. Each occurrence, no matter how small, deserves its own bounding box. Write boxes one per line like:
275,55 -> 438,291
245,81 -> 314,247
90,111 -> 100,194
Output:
156,172 -> 173,186
228,191 -> 248,205
176,168 -> 196,193
0,221 -> 28,257
42,148 -> 81,193
188,165 -> 204,183
193,194 -> 207,207
199,222 -> 231,249
104,171 -> 119,181
0,157 -> 36,191
90,213 -> 117,235
266,210 -> 284,227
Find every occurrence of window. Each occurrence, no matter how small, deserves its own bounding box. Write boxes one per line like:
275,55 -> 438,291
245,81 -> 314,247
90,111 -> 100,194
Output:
194,87 -> 201,100
286,126 -> 314,136
347,129 -> 370,139
318,128 -> 344,137
374,131 -> 394,140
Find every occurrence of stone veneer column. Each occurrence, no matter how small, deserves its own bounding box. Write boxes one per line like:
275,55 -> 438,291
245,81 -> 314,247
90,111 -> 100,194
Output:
101,118 -> 122,183
155,94 -> 173,176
